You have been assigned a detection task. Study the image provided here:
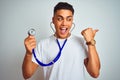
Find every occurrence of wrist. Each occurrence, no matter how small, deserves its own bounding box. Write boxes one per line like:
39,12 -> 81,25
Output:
86,39 -> 96,46
26,51 -> 32,56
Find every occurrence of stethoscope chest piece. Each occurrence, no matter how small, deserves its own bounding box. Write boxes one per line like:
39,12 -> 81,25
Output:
28,28 -> 36,36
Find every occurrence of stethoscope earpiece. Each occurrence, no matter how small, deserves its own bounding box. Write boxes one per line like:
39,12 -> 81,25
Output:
50,22 -> 75,33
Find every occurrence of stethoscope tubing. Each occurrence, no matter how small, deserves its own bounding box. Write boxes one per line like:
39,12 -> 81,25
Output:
28,22 -> 75,67
32,39 -> 67,67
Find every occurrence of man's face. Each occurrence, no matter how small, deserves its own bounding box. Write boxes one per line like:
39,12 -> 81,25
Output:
52,9 -> 73,39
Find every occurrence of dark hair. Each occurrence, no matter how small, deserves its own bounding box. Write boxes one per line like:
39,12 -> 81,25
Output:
54,2 -> 74,15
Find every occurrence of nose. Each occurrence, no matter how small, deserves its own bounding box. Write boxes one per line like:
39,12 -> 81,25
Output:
62,20 -> 67,26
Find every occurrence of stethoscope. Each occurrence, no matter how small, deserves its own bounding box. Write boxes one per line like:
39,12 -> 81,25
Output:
28,22 -> 75,67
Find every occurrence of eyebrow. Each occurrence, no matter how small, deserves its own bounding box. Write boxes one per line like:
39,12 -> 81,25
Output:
57,15 -> 73,18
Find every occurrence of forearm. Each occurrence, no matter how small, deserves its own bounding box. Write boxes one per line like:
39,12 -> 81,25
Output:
22,52 -> 38,79
86,45 -> 100,77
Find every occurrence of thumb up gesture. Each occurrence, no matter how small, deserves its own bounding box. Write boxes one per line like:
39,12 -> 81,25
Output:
81,28 -> 99,42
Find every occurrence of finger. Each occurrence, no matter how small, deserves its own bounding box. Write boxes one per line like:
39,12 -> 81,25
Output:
27,35 -> 36,42
81,28 -> 87,35
81,30 -> 86,36
24,37 -> 36,46
28,35 -> 35,38
95,29 -> 99,32
94,29 -> 99,34
25,40 -> 36,51
81,31 -> 84,35
28,38 -> 36,42
30,42 -> 36,48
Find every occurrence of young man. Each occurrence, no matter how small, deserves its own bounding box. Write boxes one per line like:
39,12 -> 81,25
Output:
22,2 -> 100,80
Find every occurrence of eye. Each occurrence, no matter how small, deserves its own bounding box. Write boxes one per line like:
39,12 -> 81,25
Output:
67,17 -> 72,21
57,17 -> 63,21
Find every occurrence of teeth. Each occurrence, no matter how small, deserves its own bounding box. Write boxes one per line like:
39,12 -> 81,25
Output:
61,28 -> 67,30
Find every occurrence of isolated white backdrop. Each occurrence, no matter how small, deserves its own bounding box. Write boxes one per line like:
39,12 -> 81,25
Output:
0,0 -> 120,80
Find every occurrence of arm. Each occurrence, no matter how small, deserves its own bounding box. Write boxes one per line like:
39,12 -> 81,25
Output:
81,28 -> 101,78
22,36 -> 38,79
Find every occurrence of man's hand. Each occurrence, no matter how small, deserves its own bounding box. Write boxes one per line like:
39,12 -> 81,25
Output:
81,28 -> 99,42
24,36 -> 36,54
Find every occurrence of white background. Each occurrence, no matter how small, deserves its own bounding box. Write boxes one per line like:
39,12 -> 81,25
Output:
0,0 -> 120,80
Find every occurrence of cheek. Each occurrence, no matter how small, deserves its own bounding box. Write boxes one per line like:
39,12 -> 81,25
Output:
54,23 -> 60,30
54,22 -> 61,28
68,23 -> 73,28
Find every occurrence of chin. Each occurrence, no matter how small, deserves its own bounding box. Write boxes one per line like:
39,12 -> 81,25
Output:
59,34 -> 70,39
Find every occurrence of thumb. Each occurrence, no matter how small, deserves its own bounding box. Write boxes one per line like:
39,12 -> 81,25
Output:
94,29 -> 99,34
